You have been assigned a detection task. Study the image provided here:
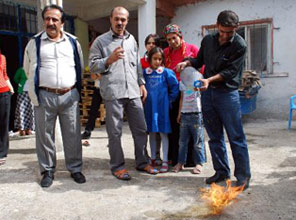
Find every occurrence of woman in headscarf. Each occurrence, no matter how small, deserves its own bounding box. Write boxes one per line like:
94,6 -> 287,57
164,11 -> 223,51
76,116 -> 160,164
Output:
163,24 -> 205,167
0,49 -> 14,165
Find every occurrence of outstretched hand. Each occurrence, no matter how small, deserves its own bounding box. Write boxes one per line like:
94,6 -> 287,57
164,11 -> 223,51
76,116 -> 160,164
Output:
176,61 -> 188,73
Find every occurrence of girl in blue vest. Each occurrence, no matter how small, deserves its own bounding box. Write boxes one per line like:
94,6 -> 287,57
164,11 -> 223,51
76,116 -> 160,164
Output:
143,47 -> 179,172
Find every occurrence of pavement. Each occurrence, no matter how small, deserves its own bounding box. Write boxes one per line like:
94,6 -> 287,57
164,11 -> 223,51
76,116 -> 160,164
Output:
1,119 -> 296,220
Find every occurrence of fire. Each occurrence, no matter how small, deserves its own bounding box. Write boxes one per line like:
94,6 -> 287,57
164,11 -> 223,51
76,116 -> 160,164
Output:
201,180 -> 245,215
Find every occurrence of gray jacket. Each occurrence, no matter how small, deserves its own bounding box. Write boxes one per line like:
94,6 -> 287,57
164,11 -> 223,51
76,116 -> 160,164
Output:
89,30 -> 144,101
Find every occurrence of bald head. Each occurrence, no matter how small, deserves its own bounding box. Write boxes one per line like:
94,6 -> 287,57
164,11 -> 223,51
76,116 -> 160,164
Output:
110,6 -> 129,19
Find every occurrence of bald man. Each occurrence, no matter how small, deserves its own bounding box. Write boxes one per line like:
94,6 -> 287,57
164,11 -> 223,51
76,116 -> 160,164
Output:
89,7 -> 158,180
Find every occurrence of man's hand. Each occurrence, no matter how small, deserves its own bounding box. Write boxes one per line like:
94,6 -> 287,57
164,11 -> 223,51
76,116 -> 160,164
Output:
198,78 -> 209,91
90,73 -> 102,80
105,47 -> 125,67
176,60 -> 190,72
140,85 -> 147,103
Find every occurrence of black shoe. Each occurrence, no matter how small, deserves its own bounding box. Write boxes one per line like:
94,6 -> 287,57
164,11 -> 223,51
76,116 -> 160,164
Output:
206,173 -> 230,184
81,130 -> 91,139
40,171 -> 54,188
71,172 -> 86,184
236,178 -> 250,191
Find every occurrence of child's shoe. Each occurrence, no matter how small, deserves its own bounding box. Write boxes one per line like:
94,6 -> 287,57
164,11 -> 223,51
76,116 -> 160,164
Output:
150,159 -> 156,167
159,162 -> 169,173
155,158 -> 162,166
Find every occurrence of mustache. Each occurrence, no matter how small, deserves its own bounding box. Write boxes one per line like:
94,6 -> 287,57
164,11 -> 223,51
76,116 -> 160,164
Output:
46,25 -> 56,30
116,24 -> 123,29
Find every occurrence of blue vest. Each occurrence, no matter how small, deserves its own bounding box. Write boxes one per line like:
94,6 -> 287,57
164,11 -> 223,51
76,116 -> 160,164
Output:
34,32 -> 82,100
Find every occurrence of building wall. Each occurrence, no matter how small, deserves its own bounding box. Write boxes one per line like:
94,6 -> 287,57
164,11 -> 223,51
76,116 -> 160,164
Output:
172,0 -> 296,119
74,18 -> 89,68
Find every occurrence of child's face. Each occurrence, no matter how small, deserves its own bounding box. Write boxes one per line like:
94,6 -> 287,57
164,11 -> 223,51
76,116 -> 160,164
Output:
145,37 -> 156,53
150,52 -> 163,69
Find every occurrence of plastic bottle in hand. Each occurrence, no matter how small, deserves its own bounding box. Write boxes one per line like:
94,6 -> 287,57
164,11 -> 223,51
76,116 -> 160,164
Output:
180,67 -> 203,91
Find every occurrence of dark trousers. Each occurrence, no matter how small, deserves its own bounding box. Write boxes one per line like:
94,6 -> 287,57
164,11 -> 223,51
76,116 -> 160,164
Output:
85,87 -> 102,132
201,87 -> 251,181
0,91 -> 11,158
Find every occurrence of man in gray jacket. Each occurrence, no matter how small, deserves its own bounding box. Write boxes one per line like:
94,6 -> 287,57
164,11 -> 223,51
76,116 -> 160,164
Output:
89,6 -> 158,180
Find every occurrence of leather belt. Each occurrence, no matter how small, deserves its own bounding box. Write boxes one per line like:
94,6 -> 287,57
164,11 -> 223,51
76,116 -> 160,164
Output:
181,112 -> 200,115
39,85 -> 75,95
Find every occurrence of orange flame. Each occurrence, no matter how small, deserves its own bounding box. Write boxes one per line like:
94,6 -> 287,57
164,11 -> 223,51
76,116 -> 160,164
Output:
201,180 -> 244,215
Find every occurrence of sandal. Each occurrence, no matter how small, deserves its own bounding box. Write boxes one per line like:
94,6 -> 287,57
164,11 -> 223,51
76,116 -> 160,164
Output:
192,164 -> 202,174
82,140 -> 90,147
112,169 -> 131,180
0,158 -> 6,166
172,163 -> 184,173
159,162 -> 169,173
138,164 -> 159,175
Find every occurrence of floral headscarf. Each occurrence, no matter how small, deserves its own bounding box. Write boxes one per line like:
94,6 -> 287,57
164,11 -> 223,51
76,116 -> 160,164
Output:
163,24 -> 187,70
163,24 -> 183,38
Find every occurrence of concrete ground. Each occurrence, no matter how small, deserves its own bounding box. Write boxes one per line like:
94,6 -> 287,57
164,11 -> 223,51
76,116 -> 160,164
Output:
1,119 -> 296,220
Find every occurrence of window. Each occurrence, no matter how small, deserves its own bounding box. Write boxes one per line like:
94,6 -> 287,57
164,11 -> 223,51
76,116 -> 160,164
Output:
202,18 -> 273,75
0,1 -> 18,31
20,7 -> 37,34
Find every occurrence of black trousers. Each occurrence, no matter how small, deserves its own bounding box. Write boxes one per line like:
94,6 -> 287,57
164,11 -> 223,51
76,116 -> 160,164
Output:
85,87 -> 102,132
0,91 -> 11,158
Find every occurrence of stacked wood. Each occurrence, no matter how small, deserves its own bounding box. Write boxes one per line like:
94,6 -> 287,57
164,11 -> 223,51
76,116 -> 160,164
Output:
239,70 -> 262,98
80,71 -> 105,127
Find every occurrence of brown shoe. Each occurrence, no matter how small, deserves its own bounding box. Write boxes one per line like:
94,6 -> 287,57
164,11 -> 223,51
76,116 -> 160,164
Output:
25,129 -> 33,135
19,130 -> 26,136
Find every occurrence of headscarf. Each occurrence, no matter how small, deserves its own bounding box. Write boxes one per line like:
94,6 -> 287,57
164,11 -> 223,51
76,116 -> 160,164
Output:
163,24 -> 187,69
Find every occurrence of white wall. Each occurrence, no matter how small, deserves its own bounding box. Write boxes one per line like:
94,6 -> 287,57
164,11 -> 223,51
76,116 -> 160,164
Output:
172,0 -> 296,119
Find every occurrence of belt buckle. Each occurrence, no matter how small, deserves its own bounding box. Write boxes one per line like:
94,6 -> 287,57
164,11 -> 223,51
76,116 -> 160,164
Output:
53,88 -> 60,94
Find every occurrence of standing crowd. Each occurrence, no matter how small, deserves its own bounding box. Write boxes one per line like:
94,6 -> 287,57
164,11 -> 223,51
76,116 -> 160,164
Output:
0,5 -> 251,190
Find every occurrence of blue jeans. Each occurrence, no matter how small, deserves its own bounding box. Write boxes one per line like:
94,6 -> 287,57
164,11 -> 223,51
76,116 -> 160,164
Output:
178,113 -> 206,165
201,87 -> 251,181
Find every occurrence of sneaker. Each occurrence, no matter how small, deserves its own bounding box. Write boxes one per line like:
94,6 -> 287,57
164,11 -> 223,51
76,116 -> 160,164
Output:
81,130 -> 91,139
159,162 -> 169,173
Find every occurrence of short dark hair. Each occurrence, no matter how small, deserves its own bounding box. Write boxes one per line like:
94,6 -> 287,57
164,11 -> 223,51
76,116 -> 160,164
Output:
217,10 -> 239,27
42,4 -> 65,23
144,34 -> 160,47
148,47 -> 165,66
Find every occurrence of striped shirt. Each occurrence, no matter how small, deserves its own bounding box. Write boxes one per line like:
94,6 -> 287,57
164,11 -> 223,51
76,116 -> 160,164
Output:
0,54 -> 9,93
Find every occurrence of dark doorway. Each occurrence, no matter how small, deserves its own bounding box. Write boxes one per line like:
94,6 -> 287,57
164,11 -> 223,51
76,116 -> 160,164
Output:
0,34 -> 19,131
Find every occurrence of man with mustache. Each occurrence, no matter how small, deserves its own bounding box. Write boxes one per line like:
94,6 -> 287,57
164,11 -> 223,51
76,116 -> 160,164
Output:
89,6 -> 158,180
177,10 -> 251,190
23,4 -> 85,187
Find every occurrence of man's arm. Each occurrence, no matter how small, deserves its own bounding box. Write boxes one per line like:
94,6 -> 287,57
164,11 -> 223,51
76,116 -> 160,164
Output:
23,40 -> 33,78
88,37 -> 110,74
219,46 -> 246,82
176,39 -> 205,72
76,41 -> 84,72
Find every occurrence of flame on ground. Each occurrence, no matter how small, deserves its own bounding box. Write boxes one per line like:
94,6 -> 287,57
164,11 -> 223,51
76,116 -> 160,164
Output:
201,180 -> 245,215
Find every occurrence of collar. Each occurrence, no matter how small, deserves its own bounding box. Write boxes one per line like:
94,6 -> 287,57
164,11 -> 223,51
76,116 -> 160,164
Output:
110,28 -> 130,39
41,31 -> 66,42
146,66 -> 164,74
214,32 -> 235,45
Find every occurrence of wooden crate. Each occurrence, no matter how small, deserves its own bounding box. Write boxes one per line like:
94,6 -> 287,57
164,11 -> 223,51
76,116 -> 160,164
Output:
80,70 -> 105,128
